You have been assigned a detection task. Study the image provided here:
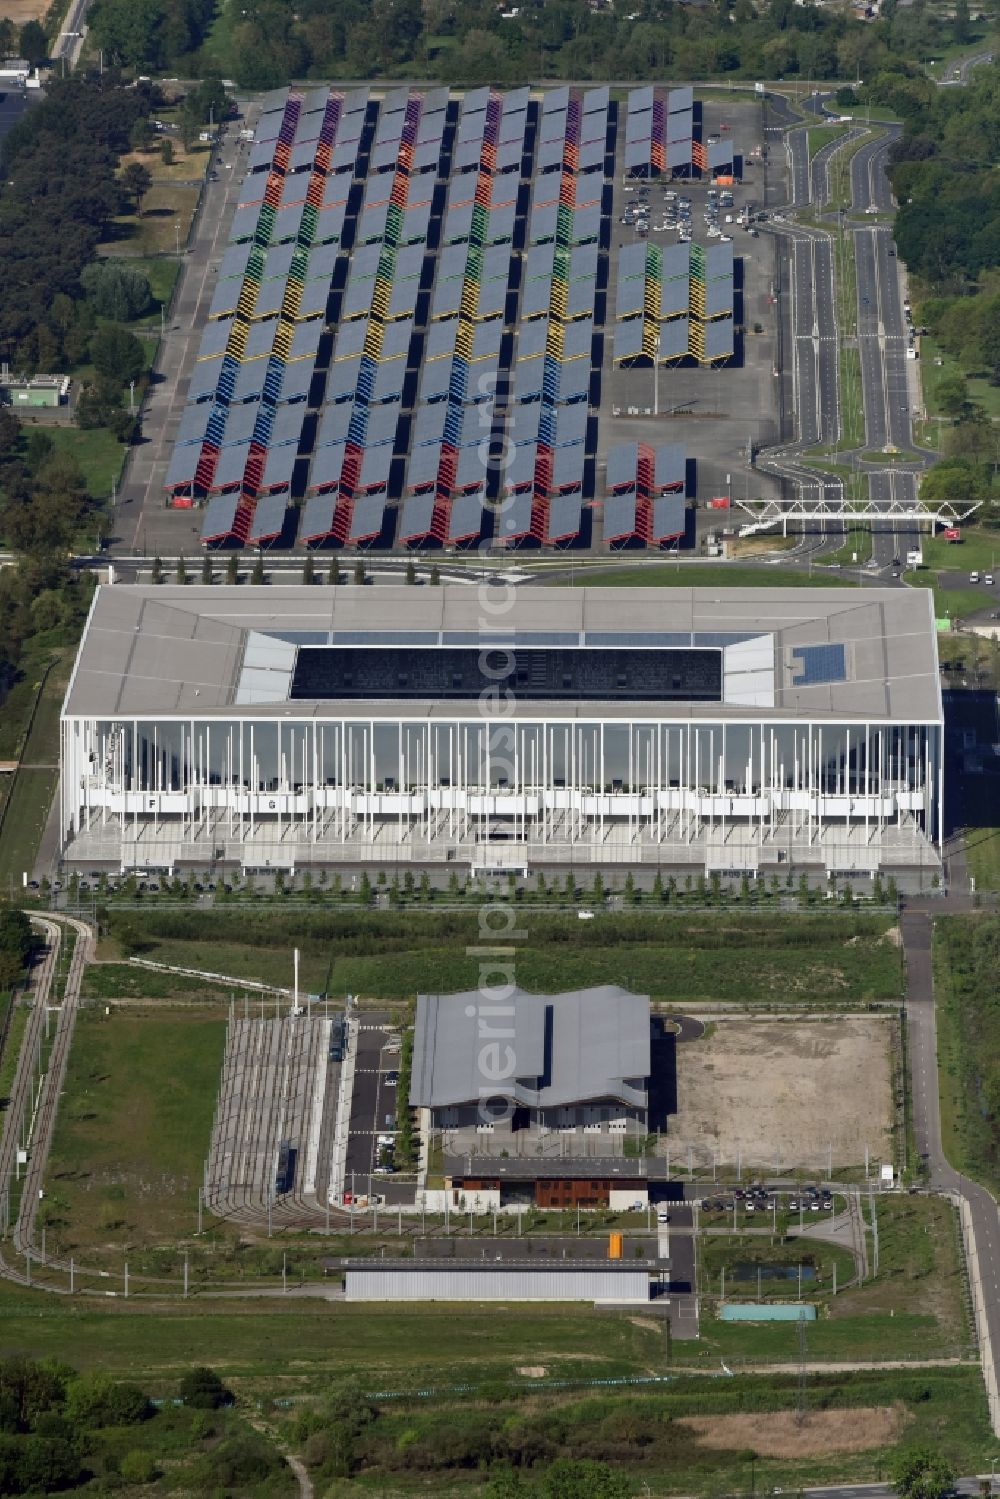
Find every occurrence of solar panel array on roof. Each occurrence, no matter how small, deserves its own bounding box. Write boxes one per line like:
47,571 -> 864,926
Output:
791,643 -> 847,685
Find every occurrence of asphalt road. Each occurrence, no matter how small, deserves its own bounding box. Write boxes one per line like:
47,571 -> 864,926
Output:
791,234 -> 838,447
850,126 -> 900,215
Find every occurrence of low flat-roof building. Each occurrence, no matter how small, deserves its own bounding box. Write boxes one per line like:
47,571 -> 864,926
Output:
410,985 -> 651,1144
58,584 -> 943,875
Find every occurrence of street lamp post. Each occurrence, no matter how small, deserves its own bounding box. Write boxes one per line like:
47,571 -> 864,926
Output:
174,221 -> 181,256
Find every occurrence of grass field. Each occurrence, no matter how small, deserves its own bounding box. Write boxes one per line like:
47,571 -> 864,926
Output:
807,123 -> 849,159
103,910 -> 904,1006
933,917 -> 1000,1193
43,424 -> 126,501
907,572 -> 988,621
2,1287 -> 976,1499
920,333 -> 1000,423
920,525 -> 1000,574
700,1233 -> 856,1300
0,1004 -> 28,1114
81,962 -> 254,1002
820,527 -> 874,566
0,769 -> 57,887
100,183 -> 202,257
43,1007 -> 226,1254
965,827 -> 1000,889
565,565 -> 857,589
0,650 -> 70,885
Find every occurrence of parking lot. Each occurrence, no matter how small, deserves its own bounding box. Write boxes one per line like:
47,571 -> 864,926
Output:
343,1019 -> 413,1205
112,89 -> 783,558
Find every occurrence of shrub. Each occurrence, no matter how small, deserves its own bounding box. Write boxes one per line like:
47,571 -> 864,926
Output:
178,1366 -> 231,1409
119,1447 -> 157,1483
64,1375 -> 152,1428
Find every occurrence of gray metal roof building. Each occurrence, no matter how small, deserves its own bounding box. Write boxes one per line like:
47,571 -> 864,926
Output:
344,1266 -> 651,1303
410,986 -> 650,1113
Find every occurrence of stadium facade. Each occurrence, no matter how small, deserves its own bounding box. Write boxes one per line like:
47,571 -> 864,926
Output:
59,584 -> 943,876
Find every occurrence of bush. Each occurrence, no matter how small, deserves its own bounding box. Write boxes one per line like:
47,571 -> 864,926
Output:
0,1434 -> 82,1495
195,1430 -> 285,1488
64,1374 -> 152,1428
178,1366 -> 231,1409
119,1448 -> 157,1484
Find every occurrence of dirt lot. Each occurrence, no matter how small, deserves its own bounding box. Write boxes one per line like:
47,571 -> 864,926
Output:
0,0 -> 49,20
667,1017 -> 893,1172
680,1405 -> 908,1457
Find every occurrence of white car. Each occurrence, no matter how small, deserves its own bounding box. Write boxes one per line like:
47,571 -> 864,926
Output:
657,1209 -> 670,1223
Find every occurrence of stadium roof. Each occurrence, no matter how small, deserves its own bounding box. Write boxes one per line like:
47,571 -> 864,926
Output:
409,986 -> 650,1111
65,587 -> 943,725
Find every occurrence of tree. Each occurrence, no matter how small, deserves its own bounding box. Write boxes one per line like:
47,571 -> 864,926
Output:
226,553 -> 238,584
935,372 -> 968,420
0,910 -> 34,990
81,261 -> 152,321
890,1446 -> 956,1499
129,117 -> 153,153
354,560 -> 366,585
430,564 -> 441,585
405,559 -> 416,584
64,1373 -> 152,1427
90,325 -> 145,386
122,161 -> 153,215
160,137 -> 174,166
18,20 -> 47,66
327,560 -> 339,584
176,555 -> 187,585
151,555 -> 163,584
251,553 -> 265,584
303,552 -> 315,585
538,1459 -> 631,1499
178,1366 -> 230,1409
201,552 -> 212,583
953,0 -> 971,43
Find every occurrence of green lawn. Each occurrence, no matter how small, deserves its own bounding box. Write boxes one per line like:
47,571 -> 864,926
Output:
565,565 -> 858,588
81,962 -> 255,1002
0,646 -> 68,762
125,255 -> 181,316
807,123 -> 849,158
965,828 -> 1000,890
907,572 -> 989,620
920,334 -> 1000,424
104,910 -> 903,1006
44,425 -> 126,502
920,525 -> 1000,573
0,769 -> 57,886
44,1007 -> 227,1255
934,917 -> 1000,1193
820,526 -> 874,566
0,651 -> 70,884
0,1291 -> 658,1385
700,1233 -> 856,1301
0,1004 -> 28,1114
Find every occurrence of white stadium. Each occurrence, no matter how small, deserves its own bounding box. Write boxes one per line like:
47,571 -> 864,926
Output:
59,583 -> 943,876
